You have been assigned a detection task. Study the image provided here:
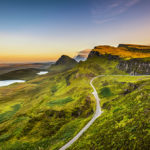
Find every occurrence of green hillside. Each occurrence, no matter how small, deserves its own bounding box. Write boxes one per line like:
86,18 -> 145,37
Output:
0,55 -> 124,149
69,75 -> 150,150
0,51 -> 150,150
0,70 -> 94,150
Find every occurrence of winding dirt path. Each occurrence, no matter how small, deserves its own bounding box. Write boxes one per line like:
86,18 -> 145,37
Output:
59,75 -> 150,150
59,76 -> 103,150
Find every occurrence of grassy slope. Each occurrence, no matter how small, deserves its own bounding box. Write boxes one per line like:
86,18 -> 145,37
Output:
76,56 -> 126,76
119,44 -> 150,53
0,71 -> 95,150
93,45 -> 150,58
68,76 -> 150,150
0,56 -> 124,150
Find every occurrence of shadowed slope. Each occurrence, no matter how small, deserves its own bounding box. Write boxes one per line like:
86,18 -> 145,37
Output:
49,55 -> 77,73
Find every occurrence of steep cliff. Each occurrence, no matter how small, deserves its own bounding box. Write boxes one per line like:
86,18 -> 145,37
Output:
88,44 -> 150,75
88,50 -> 121,60
117,58 -> 150,75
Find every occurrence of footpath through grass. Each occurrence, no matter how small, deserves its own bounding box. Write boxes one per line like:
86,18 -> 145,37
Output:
68,75 -> 150,150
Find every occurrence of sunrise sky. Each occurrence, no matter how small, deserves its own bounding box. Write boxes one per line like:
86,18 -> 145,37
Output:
0,0 -> 150,63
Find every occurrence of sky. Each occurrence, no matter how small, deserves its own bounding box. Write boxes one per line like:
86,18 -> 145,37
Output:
0,0 -> 150,63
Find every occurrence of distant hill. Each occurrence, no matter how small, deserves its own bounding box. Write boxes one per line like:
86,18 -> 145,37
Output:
0,62 -> 53,75
49,55 -> 77,73
0,68 -> 41,80
55,55 -> 77,65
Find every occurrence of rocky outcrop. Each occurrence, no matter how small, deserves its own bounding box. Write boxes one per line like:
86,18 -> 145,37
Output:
117,59 -> 150,75
88,50 -> 101,58
88,50 -> 121,61
55,55 -> 77,65
88,45 -> 150,75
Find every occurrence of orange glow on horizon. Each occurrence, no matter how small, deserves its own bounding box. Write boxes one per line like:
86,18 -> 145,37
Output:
0,54 -> 73,63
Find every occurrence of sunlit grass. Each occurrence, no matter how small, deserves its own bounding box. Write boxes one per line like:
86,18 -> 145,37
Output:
47,97 -> 73,106
68,75 -> 150,150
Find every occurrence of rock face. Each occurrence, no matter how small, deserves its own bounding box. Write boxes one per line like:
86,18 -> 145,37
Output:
55,55 -> 77,65
117,59 -> 150,75
88,50 -> 121,61
88,44 -> 150,75
88,50 -> 101,58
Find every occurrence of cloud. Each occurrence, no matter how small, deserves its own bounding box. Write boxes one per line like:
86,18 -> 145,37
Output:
92,0 -> 141,24
126,0 -> 140,7
94,18 -> 115,24
109,2 -> 120,8
77,49 -> 91,57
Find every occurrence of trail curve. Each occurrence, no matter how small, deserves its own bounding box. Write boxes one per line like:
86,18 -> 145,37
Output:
59,76 -> 103,150
59,75 -> 150,150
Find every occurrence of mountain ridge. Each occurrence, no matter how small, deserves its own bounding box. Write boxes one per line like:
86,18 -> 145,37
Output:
55,55 -> 77,65
89,44 -> 150,59
48,55 -> 77,73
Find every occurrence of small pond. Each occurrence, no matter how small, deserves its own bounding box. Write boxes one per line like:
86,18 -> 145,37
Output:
37,71 -> 48,75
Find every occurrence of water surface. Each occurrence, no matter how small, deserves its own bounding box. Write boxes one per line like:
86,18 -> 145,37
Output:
0,80 -> 25,87
37,71 -> 48,75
